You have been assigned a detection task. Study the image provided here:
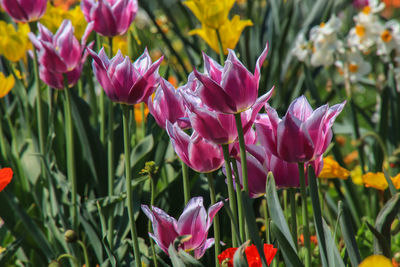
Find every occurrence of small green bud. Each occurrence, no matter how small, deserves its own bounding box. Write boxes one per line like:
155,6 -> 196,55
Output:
64,229 -> 78,243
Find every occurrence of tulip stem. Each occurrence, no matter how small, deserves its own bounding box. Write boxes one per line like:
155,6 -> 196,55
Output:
298,162 -> 311,267
289,188 -> 298,250
149,174 -> 159,267
122,105 -> 141,267
96,34 -> 106,145
206,172 -> 220,267
63,78 -> 78,230
77,240 -> 90,267
107,102 -> 115,249
234,113 -> 249,193
262,199 -> 270,243
231,159 -> 246,243
222,144 -> 238,247
181,160 -> 190,204
216,29 -> 225,65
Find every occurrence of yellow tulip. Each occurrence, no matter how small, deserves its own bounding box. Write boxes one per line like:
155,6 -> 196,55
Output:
189,15 -> 253,54
183,0 -> 235,29
350,165 -> 363,185
0,22 -> 31,62
40,3 -> 87,40
0,72 -> 15,98
359,255 -> 393,267
318,156 -> 350,179
362,171 -> 400,190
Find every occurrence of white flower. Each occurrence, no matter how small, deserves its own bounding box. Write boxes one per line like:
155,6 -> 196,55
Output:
335,50 -> 371,82
347,3 -> 384,52
292,33 -> 311,62
376,20 -> 400,59
308,15 -> 343,67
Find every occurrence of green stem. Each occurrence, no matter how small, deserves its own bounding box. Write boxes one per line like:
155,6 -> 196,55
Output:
231,159 -> 245,243
289,188 -> 298,250
107,102 -> 115,249
206,172 -> 220,267
149,175 -> 159,267
97,34 -> 106,145
262,199 -> 270,243
298,162 -> 311,267
122,105 -> 141,267
77,240 -> 90,267
141,102 -> 146,139
215,29 -> 225,65
0,107 -> 8,161
222,144 -> 238,247
181,160 -> 190,204
64,80 -> 78,230
57,254 -> 79,267
234,113 -> 249,193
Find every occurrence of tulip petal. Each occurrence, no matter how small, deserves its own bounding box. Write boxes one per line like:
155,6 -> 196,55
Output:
206,201 -> 224,229
194,238 -> 215,259
254,43 -> 269,84
166,121 -> 191,166
92,0 -> 117,36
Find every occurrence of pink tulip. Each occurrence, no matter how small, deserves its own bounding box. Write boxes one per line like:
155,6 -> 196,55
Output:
81,0 -> 138,36
142,196 -> 223,259
181,84 -> 273,145
29,20 -> 94,89
229,145 -> 323,196
148,78 -> 190,130
1,0 -> 47,22
166,121 -> 224,173
89,48 -> 163,105
193,43 -> 270,114
255,96 -> 346,163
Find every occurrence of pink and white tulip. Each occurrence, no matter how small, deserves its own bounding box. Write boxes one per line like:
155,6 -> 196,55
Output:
142,197 -> 223,259
1,0 -> 47,22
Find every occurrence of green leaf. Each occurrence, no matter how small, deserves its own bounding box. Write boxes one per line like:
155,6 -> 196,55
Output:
374,193 -> 400,257
0,238 -> 22,265
338,201 -> 361,267
131,135 -> 154,175
323,219 -> 345,267
266,172 -> 297,250
241,191 -> 267,266
233,241 -> 250,267
307,166 -> 328,267
270,222 -> 303,267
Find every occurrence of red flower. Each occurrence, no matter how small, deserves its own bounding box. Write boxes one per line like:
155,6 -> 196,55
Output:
0,168 -> 13,192
218,244 -> 277,267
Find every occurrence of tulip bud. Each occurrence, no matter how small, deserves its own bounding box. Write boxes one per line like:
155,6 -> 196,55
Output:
64,229 -> 78,243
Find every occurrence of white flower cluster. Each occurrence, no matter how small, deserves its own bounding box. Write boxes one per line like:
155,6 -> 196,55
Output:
292,0 -> 400,83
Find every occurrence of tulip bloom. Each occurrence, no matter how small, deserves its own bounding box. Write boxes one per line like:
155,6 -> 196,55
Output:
0,21 -> 32,62
255,96 -> 346,163
190,15 -> 253,55
1,0 -> 47,22
0,72 -> 14,98
181,86 -> 272,145
142,196 -> 223,259
218,244 -> 277,267
89,48 -> 163,105
0,168 -> 13,192
166,121 -> 224,173
81,0 -> 138,36
29,20 -> 93,89
194,43 -> 270,114
148,78 -> 190,130
183,0 -> 235,29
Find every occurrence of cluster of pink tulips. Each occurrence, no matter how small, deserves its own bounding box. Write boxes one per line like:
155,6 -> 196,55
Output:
1,0 -> 348,264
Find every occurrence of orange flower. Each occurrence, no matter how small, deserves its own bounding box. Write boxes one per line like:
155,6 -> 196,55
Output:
0,168 -> 13,192
218,244 -> 277,267
344,150 -> 359,165
134,104 -> 149,124
318,156 -> 350,180
52,0 -> 78,10
298,234 -> 318,246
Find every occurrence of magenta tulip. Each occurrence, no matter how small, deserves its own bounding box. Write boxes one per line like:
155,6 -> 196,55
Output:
255,96 -> 346,163
193,43 -> 270,114
181,85 -> 273,145
89,48 -> 163,105
148,78 -> 190,130
166,121 -> 224,173
142,196 -> 223,258
29,20 -> 94,89
81,0 -> 138,36
229,144 -> 323,196
1,0 -> 47,22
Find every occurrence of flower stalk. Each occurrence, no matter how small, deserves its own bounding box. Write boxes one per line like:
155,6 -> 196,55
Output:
122,105 -> 141,267
298,162 -> 311,267
206,172 -> 220,267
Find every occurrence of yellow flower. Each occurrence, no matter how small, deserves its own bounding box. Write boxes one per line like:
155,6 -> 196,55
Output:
0,22 -> 32,62
359,255 -> 393,267
183,0 -> 235,29
113,36 -> 128,56
40,3 -> 87,40
319,156 -> 350,179
0,246 -> 5,254
134,104 -> 149,124
362,172 -> 400,190
350,165 -> 363,185
190,15 -> 253,54
0,72 -> 15,98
